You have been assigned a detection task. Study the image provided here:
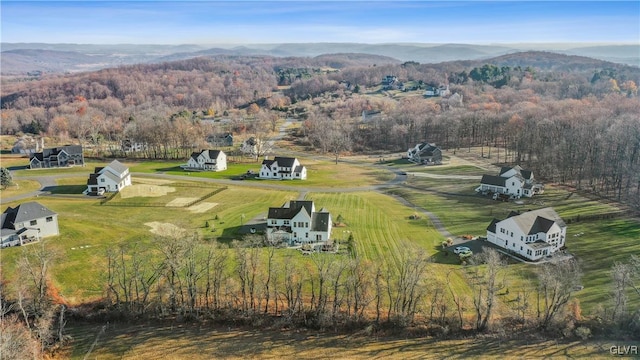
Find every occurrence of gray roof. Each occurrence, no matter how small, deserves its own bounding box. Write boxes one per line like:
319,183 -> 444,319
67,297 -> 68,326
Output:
268,200 -> 314,220
481,174 -> 507,187
2,202 -> 56,229
311,211 -> 331,232
105,160 -> 128,175
508,208 -> 566,235
274,157 -> 297,168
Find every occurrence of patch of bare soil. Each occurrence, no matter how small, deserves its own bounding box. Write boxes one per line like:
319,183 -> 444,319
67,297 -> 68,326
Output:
166,197 -> 199,207
144,222 -> 187,237
120,184 -> 176,198
187,202 -> 218,213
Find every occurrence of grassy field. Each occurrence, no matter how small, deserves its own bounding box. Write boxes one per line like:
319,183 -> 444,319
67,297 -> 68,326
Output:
63,321 -> 616,360
131,159 -> 394,188
0,179 -> 41,197
387,180 -> 640,313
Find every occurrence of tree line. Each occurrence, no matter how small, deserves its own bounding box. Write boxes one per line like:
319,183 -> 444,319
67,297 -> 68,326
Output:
3,236 -> 639,357
2,53 -> 639,208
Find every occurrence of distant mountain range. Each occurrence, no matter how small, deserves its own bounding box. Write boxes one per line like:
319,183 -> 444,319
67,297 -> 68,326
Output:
1,42 -> 638,75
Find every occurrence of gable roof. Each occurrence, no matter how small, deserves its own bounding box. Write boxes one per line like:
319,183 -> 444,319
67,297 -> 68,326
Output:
274,157 -> 297,168
506,207 -> 566,235
104,160 -> 128,175
480,174 -> 507,187
486,218 -> 500,233
311,211 -> 331,232
2,202 -> 56,229
206,150 -> 222,159
268,200 -> 314,220
500,165 -> 533,180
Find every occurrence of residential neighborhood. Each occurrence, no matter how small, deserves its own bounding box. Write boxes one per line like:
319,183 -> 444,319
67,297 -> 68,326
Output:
85,159 -> 132,195
183,149 -> 227,171
0,201 -> 59,248
486,207 -> 567,261
259,156 -> 307,180
476,165 -> 544,199
265,200 -> 332,246
407,142 -> 443,164
29,145 -> 84,169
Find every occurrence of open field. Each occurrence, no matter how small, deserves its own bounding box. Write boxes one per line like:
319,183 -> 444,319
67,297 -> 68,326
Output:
63,321 -> 617,360
387,182 -> 640,313
130,158 -> 394,188
0,179 -> 41,197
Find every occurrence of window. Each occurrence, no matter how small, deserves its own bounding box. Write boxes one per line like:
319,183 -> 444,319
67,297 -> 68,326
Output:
305,222 -> 309,228
510,232 -> 513,237
520,246 -> 523,250
521,236 -> 523,241
100,178 -> 105,182
30,220 -> 37,226
284,220 -> 290,225
270,220 -> 276,225
293,232 -> 297,238
46,216 -> 53,222
305,233 -> 309,238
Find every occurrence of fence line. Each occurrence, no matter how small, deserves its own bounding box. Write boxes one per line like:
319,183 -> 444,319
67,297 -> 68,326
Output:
100,186 -> 228,208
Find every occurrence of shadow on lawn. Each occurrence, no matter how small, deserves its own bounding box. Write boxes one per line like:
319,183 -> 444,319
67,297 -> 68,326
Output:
44,185 -> 87,194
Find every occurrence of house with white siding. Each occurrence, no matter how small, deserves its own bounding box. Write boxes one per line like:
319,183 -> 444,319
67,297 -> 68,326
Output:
85,160 -> 132,195
476,165 -> 543,198
266,200 -> 332,246
182,149 -> 227,171
486,207 -> 566,261
1,202 -> 59,248
260,157 -> 307,180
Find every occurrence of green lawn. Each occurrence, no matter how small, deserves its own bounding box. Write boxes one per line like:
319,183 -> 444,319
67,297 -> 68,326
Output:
131,159 -> 394,188
386,182 -> 640,313
0,179 -> 41,197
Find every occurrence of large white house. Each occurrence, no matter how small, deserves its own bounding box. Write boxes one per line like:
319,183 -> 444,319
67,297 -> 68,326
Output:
182,149 -> 227,171
1,202 -> 59,248
260,157 -> 307,180
486,207 -> 567,261
476,165 -> 543,198
266,200 -> 332,246
85,160 -> 132,194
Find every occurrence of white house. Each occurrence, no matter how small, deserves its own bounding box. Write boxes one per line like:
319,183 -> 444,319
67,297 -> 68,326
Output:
182,149 -> 227,171
86,160 -> 132,194
486,207 -> 566,261
1,202 -> 59,248
266,200 -> 332,246
476,165 -> 543,198
407,142 -> 442,164
260,157 -> 307,180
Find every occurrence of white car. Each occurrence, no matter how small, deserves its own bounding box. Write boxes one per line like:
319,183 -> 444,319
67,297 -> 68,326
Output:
454,246 -> 471,254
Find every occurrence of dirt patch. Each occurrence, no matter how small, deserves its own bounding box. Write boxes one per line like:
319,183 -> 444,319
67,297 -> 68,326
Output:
120,184 -> 176,199
166,197 -> 199,207
134,177 -> 174,185
187,202 -> 218,213
144,222 -> 187,237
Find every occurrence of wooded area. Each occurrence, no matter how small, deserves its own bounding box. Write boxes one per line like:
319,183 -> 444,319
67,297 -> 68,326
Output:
1,52 -> 639,210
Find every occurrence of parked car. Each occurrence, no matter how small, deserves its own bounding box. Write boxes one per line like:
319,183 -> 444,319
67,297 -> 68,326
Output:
454,246 -> 471,254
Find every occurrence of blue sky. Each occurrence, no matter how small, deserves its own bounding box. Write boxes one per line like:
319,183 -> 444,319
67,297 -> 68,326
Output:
1,1 -> 638,44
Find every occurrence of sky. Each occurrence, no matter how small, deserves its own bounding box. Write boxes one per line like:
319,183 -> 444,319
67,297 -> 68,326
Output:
1,1 -> 639,45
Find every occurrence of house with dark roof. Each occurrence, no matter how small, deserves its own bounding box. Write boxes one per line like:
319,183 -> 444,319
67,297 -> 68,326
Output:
182,149 -> 227,172
486,207 -> 566,261
1,202 -> 59,248
206,133 -> 233,147
85,160 -> 131,195
476,165 -> 543,198
29,145 -> 84,169
407,142 -> 442,164
266,200 -> 332,245
260,156 -> 307,180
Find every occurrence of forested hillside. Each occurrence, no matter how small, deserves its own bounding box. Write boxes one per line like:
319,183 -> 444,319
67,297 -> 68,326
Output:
1,51 -> 639,208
